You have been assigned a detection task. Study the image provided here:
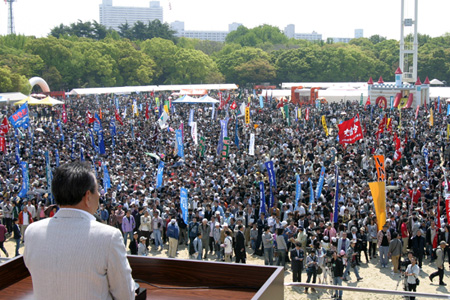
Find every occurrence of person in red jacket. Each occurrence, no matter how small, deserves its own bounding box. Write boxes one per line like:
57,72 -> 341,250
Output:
408,187 -> 421,205
18,205 -> 33,243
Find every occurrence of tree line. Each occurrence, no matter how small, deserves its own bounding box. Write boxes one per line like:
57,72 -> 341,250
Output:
0,21 -> 449,94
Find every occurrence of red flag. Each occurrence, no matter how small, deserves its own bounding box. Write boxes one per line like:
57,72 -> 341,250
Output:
145,103 -> 149,120
437,195 -> 441,228
62,104 -> 68,124
376,116 -> 387,138
337,114 -> 363,144
0,117 -> 9,135
115,109 -> 124,126
230,100 -> 237,110
151,91 -> 154,97
387,119 -> 393,133
364,96 -> 371,110
225,94 -> 231,105
86,111 -> 95,124
435,101 -> 437,111
276,101 -> 283,109
393,133 -> 402,161
433,228 -> 439,249
0,136 -> 5,153
305,108 -> 310,121
415,105 -> 420,120
218,92 -> 224,110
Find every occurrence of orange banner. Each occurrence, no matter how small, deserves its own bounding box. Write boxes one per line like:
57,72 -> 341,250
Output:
369,181 -> 387,231
374,155 -> 386,181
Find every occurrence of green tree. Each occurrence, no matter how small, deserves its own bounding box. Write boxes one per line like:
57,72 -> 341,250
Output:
141,38 -> 178,84
225,25 -> 288,48
0,66 -> 31,94
234,59 -> 276,85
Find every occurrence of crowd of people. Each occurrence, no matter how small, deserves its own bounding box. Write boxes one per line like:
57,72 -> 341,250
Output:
1,90 -> 450,300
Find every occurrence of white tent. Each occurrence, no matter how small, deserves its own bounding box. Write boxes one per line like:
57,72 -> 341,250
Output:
0,92 -> 28,104
197,95 -> 220,104
430,79 -> 444,85
172,95 -> 198,103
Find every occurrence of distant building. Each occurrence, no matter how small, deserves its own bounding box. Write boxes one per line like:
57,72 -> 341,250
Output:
283,24 -> 322,41
355,29 -> 364,39
331,37 -> 352,43
99,0 -> 163,31
170,22 -> 242,42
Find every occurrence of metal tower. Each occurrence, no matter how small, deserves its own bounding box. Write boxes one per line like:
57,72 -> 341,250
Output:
6,0 -> 16,35
399,0 -> 418,83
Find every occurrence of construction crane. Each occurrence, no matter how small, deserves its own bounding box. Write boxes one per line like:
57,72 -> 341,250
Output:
5,0 -> 16,35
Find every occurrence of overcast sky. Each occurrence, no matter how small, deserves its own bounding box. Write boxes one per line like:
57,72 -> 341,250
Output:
1,0 -> 449,40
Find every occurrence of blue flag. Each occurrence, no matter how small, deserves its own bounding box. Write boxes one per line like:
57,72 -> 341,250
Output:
57,119 -> 64,142
103,163 -> 111,191
95,116 -> 106,155
423,148 -> 429,178
220,119 -> 229,138
447,104 -> 450,116
30,132 -> 34,156
308,178 -> 315,211
45,151 -> 53,196
295,174 -> 302,209
9,102 -> 30,129
88,129 -> 98,153
71,133 -> 77,160
315,166 -> 326,200
175,129 -> 184,158
80,147 -> 84,161
333,165 -> 339,224
269,184 -> 274,208
259,95 -> 264,108
110,118 -> 116,149
55,149 -> 60,167
15,138 -> 21,165
18,161 -> 29,198
216,128 -> 224,156
259,181 -> 266,214
180,188 -> 188,224
438,96 -> 441,112
189,109 -> 194,126
211,104 -> 215,120
234,119 -> 239,149
264,161 -> 277,188
156,161 -> 165,188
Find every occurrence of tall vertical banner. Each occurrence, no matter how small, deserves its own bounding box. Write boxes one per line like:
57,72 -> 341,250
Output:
220,119 -> 229,137
245,107 -> 250,124
321,115 -> 329,136
211,104 -> 215,121
446,195 -> 450,224
259,95 -> 264,108
234,119 -> 239,149
45,151 -> 52,195
103,164 -> 111,191
18,161 -> 29,198
374,155 -> 386,181
57,119 -> 64,142
62,104 -> 68,124
249,133 -> 255,156
189,109 -> 194,126
15,137 -> 20,165
199,136 -> 206,157
55,149 -> 60,167
0,136 -> 5,153
71,133 -> 77,160
308,178 -> 315,211
295,174 -> 302,209
315,167 -> 326,200
222,137 -> 230,159
175,129 -> 184,158
430,107 -> 434,127
191,122 -> 198,145
333,165 -> 339,224
423,148 -> 429,178
369,181 -> 387,231
259,181 -> 266,214
156,161 -> 165,189
110,118 -> 116,149
284,104 -> 290,126
180,188 -> 188,224
264,160 -> 277,188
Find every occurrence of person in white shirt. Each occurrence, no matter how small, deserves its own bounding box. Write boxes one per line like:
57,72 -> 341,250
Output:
405,257 -> 420,299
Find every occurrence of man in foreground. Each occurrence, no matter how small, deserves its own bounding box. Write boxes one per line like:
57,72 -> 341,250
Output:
24,161 -> 135,300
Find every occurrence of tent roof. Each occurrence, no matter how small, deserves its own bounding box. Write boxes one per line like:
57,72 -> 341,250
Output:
430,79 -> 444,85
14,96 -> 42,105
68,84 -> 238,96
0,92 -> 28,102
172,95 -> 198,103
39,96 -> 64,106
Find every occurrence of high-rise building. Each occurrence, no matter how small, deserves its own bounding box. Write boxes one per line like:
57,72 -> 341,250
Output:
283,24 -> 322,41
355,29 -> 364,39
228,22 -> 243,32
99,0 -> 163,31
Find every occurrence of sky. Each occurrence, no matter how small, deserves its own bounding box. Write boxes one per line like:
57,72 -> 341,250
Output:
1,0 -> 449,40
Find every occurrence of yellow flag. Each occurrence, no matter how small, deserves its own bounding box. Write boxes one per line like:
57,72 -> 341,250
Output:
280,107 -> 285,118
386,118 -> 391,129
398,109 -> 402,129
430,107 -> 434,127
321,115 -> 329,136
298,108 -> 301,119
369,181 -> 387,231
248,96 -> 251,104
155,97 -> 159,106
245,107 -> 250,124
164,104 -> 169,114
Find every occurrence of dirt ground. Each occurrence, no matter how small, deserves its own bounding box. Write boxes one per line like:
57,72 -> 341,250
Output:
2,235 -> 449,299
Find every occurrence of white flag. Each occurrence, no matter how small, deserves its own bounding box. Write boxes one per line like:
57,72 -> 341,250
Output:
239,103 -> 246,117
191,121 -> 198,145
249,133 -> 255,156
158,111 -> 169,129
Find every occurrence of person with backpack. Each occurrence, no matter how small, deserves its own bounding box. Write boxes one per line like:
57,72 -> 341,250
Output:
429,241 -> 448,286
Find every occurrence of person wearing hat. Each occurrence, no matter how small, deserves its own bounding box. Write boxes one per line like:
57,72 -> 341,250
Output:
377,224 -> 391,268
129,232 -> 139,255
138,236 -> 148,256
290,242 -> 304,283
166,219 -> 179,258
429,241 -> 448,286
